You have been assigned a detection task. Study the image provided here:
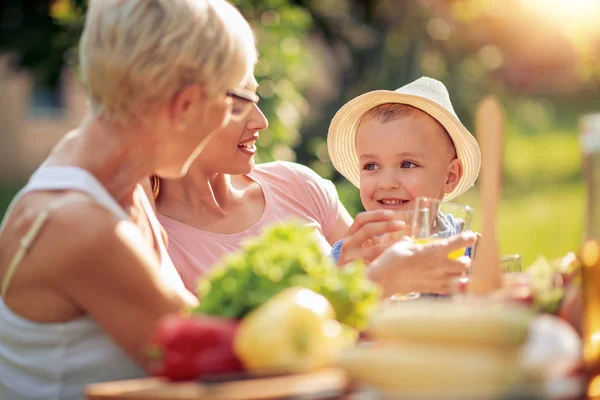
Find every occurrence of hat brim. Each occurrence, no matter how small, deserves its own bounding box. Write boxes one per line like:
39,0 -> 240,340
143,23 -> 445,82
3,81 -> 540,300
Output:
327,90 -> 481,202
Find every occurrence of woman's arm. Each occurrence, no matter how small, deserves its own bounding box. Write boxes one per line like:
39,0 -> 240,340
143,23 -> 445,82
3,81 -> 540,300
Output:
325,200 -> 353,246
43,202 -> 192,370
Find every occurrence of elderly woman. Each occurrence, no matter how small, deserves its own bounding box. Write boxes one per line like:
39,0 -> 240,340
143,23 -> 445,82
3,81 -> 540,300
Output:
0,1 -> 256,399
153,78 -> 476,297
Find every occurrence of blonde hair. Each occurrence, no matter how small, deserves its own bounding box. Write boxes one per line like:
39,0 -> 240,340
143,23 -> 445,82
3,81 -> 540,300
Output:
361,103 -> 457,157
79,0 -> 257,120
362,103 -> 421,124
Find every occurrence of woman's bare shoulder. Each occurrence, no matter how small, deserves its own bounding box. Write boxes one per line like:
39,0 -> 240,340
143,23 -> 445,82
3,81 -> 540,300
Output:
3,191 -> 141,277
52,200 -> 147,269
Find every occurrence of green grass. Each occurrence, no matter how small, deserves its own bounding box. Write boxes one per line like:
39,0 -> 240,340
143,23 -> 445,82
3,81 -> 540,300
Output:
503,132 -> 582,189
460,182 -> 584,267
460,130 -> 585,267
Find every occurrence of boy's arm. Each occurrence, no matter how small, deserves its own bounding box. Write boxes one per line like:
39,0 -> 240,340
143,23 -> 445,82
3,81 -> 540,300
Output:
330,239 -> 344,263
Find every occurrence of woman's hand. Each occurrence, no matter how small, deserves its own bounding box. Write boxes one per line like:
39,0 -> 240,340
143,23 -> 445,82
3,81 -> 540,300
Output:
337,210 -> 410,266
367,232 -> 478,297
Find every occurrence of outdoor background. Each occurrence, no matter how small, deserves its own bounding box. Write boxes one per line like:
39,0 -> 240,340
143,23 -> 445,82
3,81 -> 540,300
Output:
1,0 -> 600,267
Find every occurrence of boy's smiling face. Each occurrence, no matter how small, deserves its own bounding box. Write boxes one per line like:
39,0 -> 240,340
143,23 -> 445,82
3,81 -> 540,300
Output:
357,109 -> 463,211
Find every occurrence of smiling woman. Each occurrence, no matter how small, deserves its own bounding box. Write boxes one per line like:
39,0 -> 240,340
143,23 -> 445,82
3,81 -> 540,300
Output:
152,76 -> 353,291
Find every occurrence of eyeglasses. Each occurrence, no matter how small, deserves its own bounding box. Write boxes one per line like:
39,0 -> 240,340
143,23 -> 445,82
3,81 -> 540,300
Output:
226,87 -> 259,119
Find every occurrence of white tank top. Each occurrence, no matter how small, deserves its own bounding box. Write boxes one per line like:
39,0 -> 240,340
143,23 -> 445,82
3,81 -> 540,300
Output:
0,166 -> 187,400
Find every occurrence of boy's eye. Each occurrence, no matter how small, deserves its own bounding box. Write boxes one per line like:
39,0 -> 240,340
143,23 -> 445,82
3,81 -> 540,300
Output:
401,161 -> 417,168
363,162 -> 379,171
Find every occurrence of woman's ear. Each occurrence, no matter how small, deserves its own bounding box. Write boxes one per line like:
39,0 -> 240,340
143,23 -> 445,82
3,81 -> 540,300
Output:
444,158 -> 463,194
169,84 -> 206,131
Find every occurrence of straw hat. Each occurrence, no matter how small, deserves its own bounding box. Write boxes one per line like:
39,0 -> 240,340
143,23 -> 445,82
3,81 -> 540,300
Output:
327,77 -> 481,202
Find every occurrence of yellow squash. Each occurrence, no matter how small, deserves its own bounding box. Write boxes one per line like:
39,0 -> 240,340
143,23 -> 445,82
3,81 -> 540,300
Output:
234,287 -> 348,374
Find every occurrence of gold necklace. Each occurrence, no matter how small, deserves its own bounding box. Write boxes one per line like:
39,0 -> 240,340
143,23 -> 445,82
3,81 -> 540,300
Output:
151,176 -> 160,200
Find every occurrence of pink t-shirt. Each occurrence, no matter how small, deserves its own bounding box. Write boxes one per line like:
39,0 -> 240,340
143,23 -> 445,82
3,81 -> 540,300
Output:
158,161 -> 340,291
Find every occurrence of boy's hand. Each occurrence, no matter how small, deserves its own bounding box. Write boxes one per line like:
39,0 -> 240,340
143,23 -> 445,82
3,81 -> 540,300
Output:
367,232 -> 478,296
337,210 -> 410,266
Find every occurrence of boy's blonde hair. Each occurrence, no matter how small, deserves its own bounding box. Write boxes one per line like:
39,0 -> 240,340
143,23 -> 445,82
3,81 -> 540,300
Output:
361,103 -> 457,157
361,103 -> 416,123
80,0 -> 257,121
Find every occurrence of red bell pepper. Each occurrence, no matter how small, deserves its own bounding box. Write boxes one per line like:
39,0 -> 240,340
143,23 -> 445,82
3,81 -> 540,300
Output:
147,315 -> 243,381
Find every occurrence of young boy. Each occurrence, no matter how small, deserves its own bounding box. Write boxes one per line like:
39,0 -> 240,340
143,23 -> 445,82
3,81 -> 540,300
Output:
327,77 -> 481,263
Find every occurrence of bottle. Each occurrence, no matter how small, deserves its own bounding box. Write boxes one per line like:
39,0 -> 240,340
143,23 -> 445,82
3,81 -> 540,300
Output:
580,113 -> 600,399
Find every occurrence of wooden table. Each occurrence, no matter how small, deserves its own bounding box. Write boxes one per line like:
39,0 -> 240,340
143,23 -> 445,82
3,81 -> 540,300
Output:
86,368 -> 352,400
85,369 -> 585,400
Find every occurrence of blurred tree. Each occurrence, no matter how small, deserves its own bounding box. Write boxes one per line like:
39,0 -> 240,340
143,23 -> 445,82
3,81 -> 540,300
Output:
2,0 -> 599,217
0,0 -> 317,169
1,0 -> 597,263
229,0 -> 315,165
0,0 -> 85,88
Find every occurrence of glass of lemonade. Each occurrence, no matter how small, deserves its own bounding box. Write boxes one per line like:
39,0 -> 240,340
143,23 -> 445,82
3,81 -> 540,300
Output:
390,197 -> 475,302
410,197 -> 474,256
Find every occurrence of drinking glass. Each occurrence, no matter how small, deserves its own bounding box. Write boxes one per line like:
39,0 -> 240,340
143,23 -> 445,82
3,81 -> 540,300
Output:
373,209 -> 415,246
452,254 -> 534,307
501,254 -> 522,273
390,197 -> 475,302
410,197 -> 475,259
450,273 -> 535,307
381,210 -> 420,301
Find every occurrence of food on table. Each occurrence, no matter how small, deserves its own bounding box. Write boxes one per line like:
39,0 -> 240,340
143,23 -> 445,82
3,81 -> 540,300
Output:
369,300 -> 532,348
521,315 -> 582,378
453,251 -> 581,312
527,253 -> 581,314
147,315 -> 243,381
338,300 -> 534,398
146,288 -> 358,381
194,222 -> 380,330
234,287 -> 355,374
339,343 -> 522,398
557,252 -> 581,287
147,222 -> 378,381
502,272 -> 535,307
